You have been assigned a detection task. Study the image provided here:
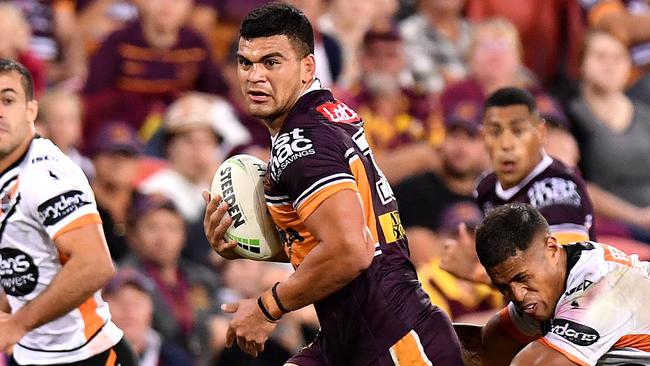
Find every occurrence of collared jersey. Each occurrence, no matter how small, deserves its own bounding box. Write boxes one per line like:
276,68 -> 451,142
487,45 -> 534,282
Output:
476,155 -> 596,243
503,241 -> 650,365
0,138 -> 122,364
265,89 -> 437,366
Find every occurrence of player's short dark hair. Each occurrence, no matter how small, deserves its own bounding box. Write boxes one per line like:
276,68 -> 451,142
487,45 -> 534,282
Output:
0,58 -> 35,101
240,2 -> 315,58
484,87 -> 537,115
475,203 -> 549,269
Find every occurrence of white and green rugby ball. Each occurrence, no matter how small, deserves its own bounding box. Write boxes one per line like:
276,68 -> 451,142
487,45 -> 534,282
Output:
210,154 -> 283,260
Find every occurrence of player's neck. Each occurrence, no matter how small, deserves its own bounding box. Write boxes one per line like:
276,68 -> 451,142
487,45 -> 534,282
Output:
0,134 -> 33,175
266,79 -> 317,136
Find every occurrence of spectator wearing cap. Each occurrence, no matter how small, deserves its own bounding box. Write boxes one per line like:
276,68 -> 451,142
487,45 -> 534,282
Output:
89,122 -> 143,262
399,0 -> 472,93
103,268 -> 194,366
440,18 -> 565,130
120,193 -> 221,363
35,89 -> 94,178
344,27 -> 442,184
138,93 -> 231,265
394,112 -> 488,266
82,0 -> 228,143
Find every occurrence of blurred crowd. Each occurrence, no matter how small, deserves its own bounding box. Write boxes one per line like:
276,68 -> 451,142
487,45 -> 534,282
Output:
1,0 -> 650,365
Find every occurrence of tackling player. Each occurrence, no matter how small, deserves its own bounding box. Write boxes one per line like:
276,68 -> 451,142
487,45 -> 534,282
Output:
0,59 -> 135,365
476,203 -> 650,365
203,3 -> 463,366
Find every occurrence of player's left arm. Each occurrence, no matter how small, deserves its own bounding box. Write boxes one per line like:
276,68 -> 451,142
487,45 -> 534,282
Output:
511,340 -> 580,366
7,223 -> 114,340
265,188 -> 375,312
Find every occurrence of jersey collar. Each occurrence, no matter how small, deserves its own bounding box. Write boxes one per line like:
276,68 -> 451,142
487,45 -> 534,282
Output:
495,153 -> 553,201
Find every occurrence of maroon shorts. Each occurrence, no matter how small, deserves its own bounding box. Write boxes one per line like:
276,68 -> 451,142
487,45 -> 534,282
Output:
286,309 -> 463,366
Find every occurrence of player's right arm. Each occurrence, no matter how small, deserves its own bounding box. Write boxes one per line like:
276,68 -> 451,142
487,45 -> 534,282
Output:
265,188 -> 376,313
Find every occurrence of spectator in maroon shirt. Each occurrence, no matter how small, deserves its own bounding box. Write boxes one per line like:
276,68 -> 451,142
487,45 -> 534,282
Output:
83,0 -> 228,144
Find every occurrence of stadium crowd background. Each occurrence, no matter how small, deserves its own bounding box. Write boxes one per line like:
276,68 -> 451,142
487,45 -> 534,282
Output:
1,0 -> 649,365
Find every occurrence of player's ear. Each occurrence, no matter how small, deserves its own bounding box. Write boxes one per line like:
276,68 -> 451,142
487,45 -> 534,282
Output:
27,100 -> 38,125
300,54 -> 316,84
545,234 -> 561,261
536,117 -> 547,141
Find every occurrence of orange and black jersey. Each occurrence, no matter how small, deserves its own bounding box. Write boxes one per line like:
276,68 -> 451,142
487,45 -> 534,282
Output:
265,88 -> 447,366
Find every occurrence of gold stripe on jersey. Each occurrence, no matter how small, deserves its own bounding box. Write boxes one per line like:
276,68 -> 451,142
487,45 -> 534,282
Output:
389,330 -> 433,365
554,232 -> 589,245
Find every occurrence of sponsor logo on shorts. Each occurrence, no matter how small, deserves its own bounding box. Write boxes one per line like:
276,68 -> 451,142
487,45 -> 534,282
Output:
378,211 -> 405,243
37,190 -> 92,226
219,166 -> 246,228
527,178 -> 581,209
270,128 -> 315,180
550,319 -> 600,346
0,248 -> 39,296
316,100 -> 361,124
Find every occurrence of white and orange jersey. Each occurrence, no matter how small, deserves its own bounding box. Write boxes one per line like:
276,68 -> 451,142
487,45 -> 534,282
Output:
0,138 -> 122,364
502,241 -> 650,365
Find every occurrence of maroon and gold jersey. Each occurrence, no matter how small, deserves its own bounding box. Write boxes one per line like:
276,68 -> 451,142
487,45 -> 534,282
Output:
476,155 -> 596,243
265,88 -> 442,365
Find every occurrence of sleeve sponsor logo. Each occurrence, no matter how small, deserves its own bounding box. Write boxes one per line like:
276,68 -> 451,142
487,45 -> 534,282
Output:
564,279 -> 593,297
550,318 -> 600,346
0,248 -> 39,296
316,100 -> 361,124
379,211 -> 405,243
270,128 -> 316,180
527,178 -> 581,209
37,190 -> 92,226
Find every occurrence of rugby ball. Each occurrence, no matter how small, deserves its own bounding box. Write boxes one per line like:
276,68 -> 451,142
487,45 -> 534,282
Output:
210,154 -> 283,260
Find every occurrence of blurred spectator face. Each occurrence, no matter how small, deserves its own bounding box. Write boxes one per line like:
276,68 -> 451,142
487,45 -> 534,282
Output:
440,127 -> 488,178
423,0 -> 466,15
361,36 -> 406,95
37,92 -> 82,153
93,152 -> 140,189
0,3 -> 31,59
581,32 -> 631,94
166,127 -> 219,183
140,0 -> 192,32
481,105 -> 546,189
286,0 -> 324,22
329,0 -> 375,28
131,207 -> 185,267
105,284 -> 153,351
222,260 -> 265,297
544,126 -> 579,169
469,20 -> 521,85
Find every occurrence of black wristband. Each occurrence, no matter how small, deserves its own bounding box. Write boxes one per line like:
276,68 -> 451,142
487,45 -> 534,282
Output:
257,297 -> 279,322
272,282 -> 290,314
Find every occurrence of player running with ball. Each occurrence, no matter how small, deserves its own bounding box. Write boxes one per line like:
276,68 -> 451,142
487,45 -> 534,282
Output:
203,3 -> 463,366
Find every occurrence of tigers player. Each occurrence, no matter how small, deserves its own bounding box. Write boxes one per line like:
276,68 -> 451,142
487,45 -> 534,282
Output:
203,3 -> 463,366
0,59 -> 135,365
475,203 -> 650,365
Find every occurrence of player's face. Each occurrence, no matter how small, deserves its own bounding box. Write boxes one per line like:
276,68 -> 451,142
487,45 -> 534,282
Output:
481,105 -> 546,189
0,71 -> 37,158
237,35 -> 315,129
488,234 -> 565,321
